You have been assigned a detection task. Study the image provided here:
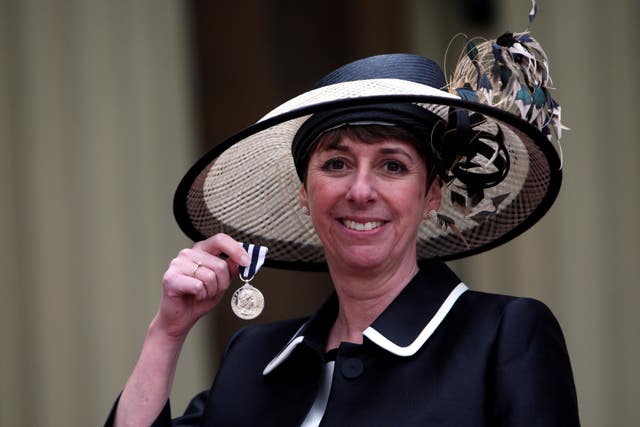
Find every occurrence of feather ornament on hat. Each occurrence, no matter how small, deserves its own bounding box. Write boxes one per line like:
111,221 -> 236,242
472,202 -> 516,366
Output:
449,1 -> 568,145
429,0 -> 567,240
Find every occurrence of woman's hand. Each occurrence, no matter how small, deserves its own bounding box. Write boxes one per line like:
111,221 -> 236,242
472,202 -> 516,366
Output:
153,233 -> 250,340
114,234 -> 249,427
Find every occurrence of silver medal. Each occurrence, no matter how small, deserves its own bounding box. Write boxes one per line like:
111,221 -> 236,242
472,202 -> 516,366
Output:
233,243 -> 268,320
231,280 -> 264,320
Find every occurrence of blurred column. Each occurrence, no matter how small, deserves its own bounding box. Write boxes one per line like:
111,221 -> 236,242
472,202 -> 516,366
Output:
0,1 -> 209,426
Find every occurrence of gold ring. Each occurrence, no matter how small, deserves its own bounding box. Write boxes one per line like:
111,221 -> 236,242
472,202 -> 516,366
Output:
192,261 -> 202,276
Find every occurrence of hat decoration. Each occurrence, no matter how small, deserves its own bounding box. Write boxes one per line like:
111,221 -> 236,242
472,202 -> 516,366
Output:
427,1 -> 566,240
451,32 -> 566,143
173,1 -> 565,270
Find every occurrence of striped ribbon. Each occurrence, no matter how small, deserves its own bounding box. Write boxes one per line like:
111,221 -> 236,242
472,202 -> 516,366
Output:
239,243 -> 268,280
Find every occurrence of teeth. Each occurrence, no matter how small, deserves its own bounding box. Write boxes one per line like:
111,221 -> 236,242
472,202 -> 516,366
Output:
342,219 -> 383,231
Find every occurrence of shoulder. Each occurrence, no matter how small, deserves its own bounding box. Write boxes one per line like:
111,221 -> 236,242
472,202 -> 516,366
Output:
453,290 -> 567,355
463,291 -> 568,362
484,294 -> 563,343
463,295 -> 580,424
460,290 -> 558,325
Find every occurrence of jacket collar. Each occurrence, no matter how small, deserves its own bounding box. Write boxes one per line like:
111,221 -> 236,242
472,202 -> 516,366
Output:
263,260 -> 468,375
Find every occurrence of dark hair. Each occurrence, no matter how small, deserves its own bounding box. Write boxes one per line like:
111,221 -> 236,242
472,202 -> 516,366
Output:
302,124 -> 439,188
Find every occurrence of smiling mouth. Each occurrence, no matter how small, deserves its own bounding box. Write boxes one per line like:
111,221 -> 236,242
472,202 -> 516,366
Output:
340,219 -> 385,231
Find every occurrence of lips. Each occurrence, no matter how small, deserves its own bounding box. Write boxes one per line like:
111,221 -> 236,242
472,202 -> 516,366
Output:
340,219 -> 385,231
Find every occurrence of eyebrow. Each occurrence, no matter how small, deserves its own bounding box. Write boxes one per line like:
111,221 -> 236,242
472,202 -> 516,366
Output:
378,147 -> 413,159
320,141 -> 349,152
320,142 -> 414,160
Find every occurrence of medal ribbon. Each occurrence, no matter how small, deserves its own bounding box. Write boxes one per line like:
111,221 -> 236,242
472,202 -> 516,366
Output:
239,243 -> 268,280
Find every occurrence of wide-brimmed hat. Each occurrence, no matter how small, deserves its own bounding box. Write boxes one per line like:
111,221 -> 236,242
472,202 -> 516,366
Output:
174,32 -> 564,271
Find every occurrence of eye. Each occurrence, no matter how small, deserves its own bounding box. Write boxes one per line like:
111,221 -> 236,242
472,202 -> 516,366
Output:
321,158 -> 347,171
383,160 -> 407,173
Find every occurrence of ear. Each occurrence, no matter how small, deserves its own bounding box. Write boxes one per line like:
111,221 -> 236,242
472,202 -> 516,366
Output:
299,183 -> 308,209
422,178 -> 443,220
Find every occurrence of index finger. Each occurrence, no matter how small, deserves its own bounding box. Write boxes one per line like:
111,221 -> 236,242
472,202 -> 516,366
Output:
193,233 -> 250,267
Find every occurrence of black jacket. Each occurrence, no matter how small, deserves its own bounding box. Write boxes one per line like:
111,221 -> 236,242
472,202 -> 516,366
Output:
106,260 -> 580,426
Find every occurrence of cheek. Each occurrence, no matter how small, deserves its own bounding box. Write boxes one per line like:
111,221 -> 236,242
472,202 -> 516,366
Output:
306,172 -> 341,201
392,184 -> 429,220
305,180 -> 334,217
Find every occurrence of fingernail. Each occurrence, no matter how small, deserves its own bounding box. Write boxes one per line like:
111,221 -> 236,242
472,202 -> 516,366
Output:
241,254 -> 250,265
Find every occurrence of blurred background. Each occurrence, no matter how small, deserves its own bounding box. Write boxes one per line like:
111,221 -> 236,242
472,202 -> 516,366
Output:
1,1 -> 638,426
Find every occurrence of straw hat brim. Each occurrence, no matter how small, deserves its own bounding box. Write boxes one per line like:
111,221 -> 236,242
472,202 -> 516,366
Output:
174,79 -> 561,271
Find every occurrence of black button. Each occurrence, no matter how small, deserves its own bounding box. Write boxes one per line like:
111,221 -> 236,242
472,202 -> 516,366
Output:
340,358 -> 364,379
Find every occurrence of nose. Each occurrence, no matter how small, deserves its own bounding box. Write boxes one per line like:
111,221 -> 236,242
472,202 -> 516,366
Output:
346,168 -> 377,205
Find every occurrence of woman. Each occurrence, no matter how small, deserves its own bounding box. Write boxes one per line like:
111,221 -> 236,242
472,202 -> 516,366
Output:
107,37 -> 579,426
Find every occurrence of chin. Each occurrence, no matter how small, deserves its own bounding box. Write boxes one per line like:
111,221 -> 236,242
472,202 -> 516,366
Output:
329,247 -> 391,271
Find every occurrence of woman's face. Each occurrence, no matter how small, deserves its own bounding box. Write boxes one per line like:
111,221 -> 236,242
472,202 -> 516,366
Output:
299,134 -> 441,274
